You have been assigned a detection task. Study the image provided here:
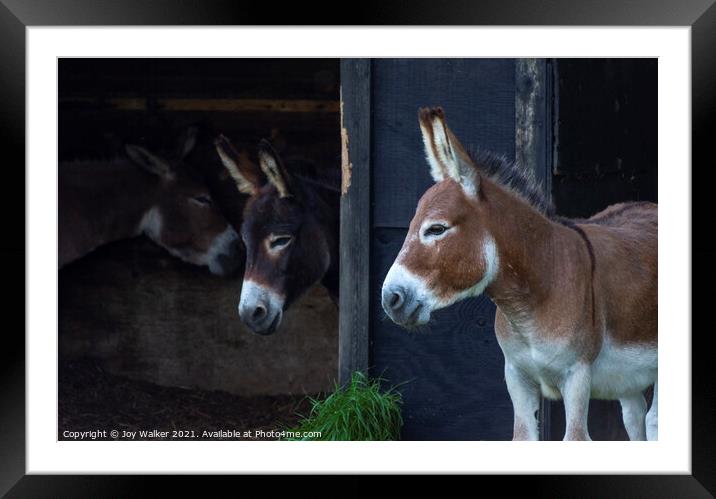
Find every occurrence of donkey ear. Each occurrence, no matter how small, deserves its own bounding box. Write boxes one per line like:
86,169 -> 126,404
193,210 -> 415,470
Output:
125,144 -> 173,178
418,107 -> 479,196
257,139 -> 293,199
176,126 -> 198,160
214,134 -> 264,196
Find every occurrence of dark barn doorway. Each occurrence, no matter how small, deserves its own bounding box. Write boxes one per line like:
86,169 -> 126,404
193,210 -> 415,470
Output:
58,59 -> 341,439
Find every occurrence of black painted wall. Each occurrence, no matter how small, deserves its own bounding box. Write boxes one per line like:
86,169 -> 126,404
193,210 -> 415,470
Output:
552,58 -> 658,217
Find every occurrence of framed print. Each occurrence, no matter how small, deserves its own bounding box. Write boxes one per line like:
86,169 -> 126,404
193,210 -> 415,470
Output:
1,0 -> 714,494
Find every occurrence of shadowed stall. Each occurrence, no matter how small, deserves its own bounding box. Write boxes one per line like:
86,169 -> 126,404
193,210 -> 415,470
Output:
58,59 -> 341,439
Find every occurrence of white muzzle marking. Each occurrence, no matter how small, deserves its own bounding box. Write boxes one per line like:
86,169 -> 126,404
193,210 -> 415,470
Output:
238,280 -> 285,334
202,225 -> 240,275
382,235 -> 499,326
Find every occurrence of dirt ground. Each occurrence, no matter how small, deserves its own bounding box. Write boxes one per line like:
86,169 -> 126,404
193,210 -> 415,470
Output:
58,358 -> 314,441
59,238 -> 339,397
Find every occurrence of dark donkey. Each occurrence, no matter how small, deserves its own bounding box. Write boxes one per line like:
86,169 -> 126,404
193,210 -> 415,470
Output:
59,127 -> 242,275
215,135 -> 340,335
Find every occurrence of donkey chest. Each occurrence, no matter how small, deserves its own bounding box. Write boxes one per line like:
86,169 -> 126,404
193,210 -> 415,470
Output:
496,327 -> 578,399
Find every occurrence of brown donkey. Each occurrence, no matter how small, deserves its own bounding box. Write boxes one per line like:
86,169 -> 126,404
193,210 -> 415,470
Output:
215,136 -> 340,335
382,107 -> 657,441
59,127 -> 242,275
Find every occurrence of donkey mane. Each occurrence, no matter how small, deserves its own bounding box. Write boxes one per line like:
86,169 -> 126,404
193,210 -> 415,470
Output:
468,149 -> 555,218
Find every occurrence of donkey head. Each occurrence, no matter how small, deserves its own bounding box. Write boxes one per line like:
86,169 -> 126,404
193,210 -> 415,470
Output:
382,107 -> 500,327
125,127 -> 241,276
216,135 -> 332,335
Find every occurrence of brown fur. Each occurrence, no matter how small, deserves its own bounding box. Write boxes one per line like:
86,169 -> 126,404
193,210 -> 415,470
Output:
59,156 -> 235,272
402,145 -> 656,357
400,180 -> 489,299
581,203 -> 658,346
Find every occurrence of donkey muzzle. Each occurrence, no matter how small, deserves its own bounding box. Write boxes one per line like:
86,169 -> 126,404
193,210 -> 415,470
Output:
238,280 -> 284,335
382,263 -> 434,327
382,284 -> 425,327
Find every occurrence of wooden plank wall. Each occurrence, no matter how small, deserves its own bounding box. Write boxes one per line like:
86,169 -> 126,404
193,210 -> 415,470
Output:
369,59 -> 517,440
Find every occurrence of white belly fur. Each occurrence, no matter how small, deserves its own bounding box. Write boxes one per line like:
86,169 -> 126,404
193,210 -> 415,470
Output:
590,338 -> 657,399
500,335 -> 657,401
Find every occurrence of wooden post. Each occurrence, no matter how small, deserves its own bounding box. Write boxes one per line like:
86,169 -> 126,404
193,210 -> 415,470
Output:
516,58 -> 551,194
338,59 -> 371,385
515,58 -> 553,440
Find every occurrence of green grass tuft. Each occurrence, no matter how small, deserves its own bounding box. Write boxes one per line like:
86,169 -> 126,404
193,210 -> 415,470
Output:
282,371 -> 404,441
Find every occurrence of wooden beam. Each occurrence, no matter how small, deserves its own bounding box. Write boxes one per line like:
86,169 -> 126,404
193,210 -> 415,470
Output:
159,98 -> 339,113
59,97 -> 339,113
516,58 -> 553,440
515,58 -> 551,194
338,59 -> 371,385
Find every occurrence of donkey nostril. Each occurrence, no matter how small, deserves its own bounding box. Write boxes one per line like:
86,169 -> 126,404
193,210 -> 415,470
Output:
252,305 -> 267,321
389,290 -> 404,310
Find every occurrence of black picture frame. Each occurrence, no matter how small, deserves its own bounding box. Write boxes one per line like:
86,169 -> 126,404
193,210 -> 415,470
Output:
2,0 -> 713,494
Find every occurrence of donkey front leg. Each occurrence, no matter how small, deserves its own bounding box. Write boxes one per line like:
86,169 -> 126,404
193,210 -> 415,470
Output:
561,363 -> 593,441
619,394 -> 647,441
646,380 -> 658,441
505,362 -> 540,440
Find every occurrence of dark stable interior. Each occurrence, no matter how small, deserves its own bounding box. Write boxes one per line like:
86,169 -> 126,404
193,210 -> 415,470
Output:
58,59 -> 341,440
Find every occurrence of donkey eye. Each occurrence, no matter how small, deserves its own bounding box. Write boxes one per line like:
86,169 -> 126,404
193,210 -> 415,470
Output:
270,235 -> 293,249
424,224 -> 448,237
191,195 -> 213,206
